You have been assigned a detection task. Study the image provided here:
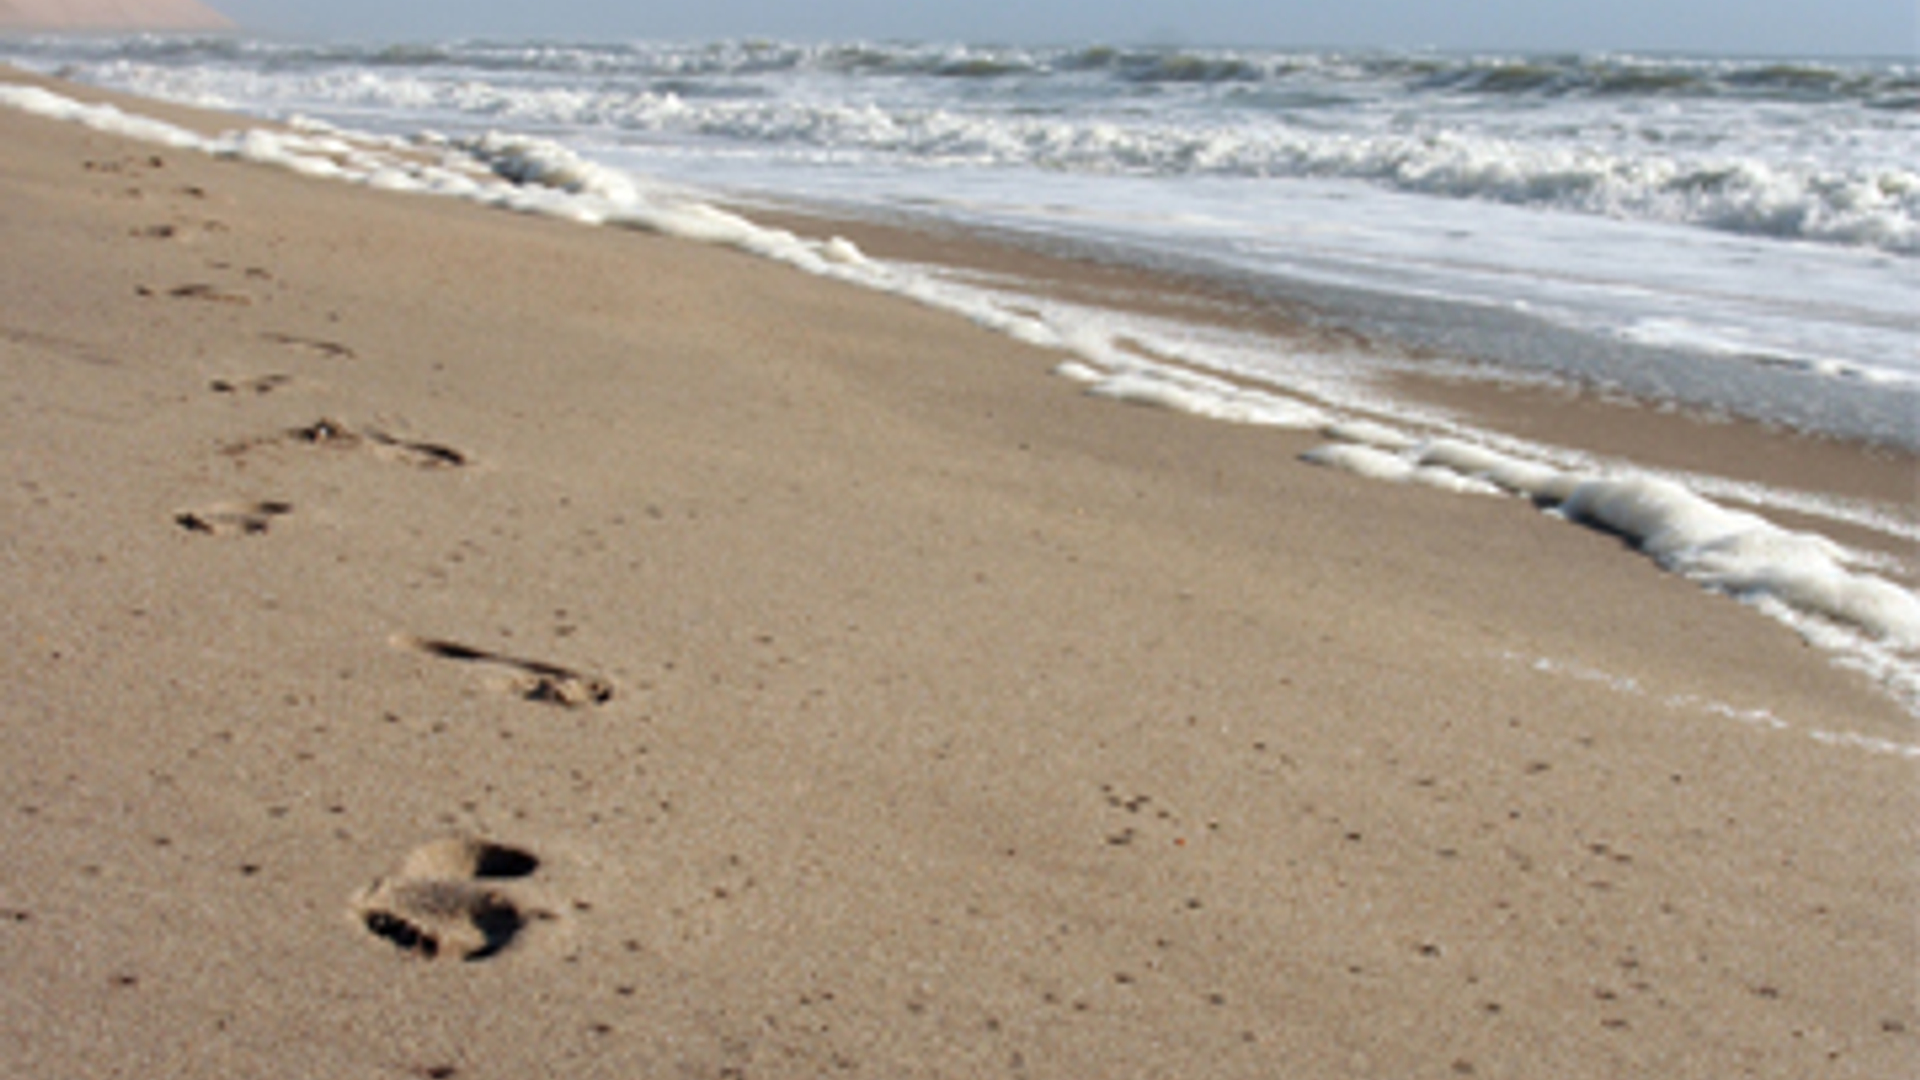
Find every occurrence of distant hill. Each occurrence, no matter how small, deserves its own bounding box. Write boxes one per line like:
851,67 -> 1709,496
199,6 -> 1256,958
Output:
0,0 -> 232,30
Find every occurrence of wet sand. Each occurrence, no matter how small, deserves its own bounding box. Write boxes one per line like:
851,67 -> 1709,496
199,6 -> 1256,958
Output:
2,70 -> 1914,1079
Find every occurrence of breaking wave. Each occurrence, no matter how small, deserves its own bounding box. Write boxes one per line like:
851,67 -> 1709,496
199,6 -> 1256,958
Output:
8,36 -> 1917,253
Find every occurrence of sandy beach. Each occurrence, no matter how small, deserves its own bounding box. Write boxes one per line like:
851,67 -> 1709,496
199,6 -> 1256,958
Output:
2,69 -> 1914,1079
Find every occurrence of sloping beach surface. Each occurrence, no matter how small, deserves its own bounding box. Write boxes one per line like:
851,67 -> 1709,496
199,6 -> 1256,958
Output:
0,0 -> 229,31
1,70 -> 1914,1079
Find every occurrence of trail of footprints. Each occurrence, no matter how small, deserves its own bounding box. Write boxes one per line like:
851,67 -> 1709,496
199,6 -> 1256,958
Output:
352,837 -> 552,961
150,168 -> 609,975
177,311 -> 612,707
179,410 -> 610,704
176,418 -> 469,538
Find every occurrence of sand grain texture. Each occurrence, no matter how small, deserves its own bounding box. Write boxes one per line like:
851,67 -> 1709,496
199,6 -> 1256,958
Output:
2,72 -> 1914,1079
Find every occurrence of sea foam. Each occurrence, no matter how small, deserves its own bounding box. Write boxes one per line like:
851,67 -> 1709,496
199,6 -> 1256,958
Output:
53,42 -> 1919,254
5,79 -> 1914,719
1558,476 -> 1920,647
1304,429 -> 1920,702
15,35 -> 1919,430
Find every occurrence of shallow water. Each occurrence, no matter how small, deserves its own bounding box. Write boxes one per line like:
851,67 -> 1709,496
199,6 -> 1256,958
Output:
8,35 -> 1916,440
3,36 -> 1916,733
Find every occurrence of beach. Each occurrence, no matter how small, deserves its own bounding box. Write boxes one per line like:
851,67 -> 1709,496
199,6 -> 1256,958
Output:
2,67 -> 1915,1080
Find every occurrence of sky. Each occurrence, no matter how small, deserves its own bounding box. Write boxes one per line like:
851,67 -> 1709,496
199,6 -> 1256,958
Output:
213,1 -> 1915,57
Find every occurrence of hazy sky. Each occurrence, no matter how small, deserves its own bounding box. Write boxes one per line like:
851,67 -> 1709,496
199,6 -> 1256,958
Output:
214,1 -> 1914,57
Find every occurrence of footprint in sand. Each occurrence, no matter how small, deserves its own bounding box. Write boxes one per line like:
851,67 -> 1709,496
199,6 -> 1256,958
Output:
173,500 -> 293,537
394,635 -> 614,707
83,154 -> 167,176
130,219 -> 227,241
287,418 -> 468,469
352,837 -> 550,961
261,331 -> 356,361
136,282 -> 253,306
209,373 -> 294,395
220,419 -> 468,469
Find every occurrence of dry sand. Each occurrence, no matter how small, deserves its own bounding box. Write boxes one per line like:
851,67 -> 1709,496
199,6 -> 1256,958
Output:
2,71 -> 1914,1079
0,0 -> 230,31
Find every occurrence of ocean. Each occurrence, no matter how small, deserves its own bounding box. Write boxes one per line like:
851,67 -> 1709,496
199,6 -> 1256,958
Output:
2,34 -> 1917,737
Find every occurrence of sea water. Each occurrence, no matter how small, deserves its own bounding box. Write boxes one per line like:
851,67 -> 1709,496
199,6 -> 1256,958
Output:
2,35 -> 1916,738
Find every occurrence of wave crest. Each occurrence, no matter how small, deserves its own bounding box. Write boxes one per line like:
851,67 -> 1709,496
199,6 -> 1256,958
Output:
12,36 -> 1916,252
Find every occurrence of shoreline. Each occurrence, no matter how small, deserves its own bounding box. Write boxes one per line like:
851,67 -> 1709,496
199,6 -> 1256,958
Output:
12,58 -> 1917,490
3,68 -> 1915,1079
742,201 -> 1919,584
745,201 -> 1920,499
